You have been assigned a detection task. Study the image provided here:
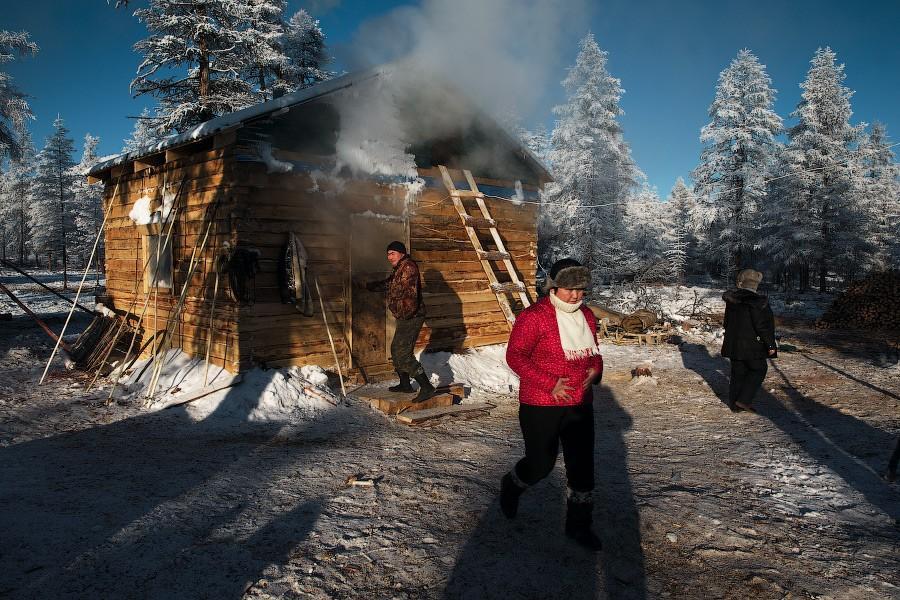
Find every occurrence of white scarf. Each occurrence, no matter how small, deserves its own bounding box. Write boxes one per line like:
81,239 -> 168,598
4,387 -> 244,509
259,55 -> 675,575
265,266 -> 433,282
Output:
549,292 -> 601,361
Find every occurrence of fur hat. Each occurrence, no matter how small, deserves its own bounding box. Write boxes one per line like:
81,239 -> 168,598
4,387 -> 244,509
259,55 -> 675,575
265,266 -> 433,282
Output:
544,258 -> 591,292
386,240 -> 407,255
736,268 -> 763,292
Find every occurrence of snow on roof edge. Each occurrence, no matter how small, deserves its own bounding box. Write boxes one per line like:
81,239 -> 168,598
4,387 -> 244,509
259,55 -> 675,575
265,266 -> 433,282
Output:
89,68 -> 383,176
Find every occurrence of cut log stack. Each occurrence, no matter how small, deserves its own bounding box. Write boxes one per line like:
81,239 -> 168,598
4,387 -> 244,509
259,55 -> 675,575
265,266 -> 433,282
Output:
817,270 -> 900,330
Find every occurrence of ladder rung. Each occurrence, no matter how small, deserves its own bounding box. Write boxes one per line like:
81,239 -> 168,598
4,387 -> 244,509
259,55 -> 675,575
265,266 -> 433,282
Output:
490,282 -> 526,294
477,250 -> 511,261
450,190 -> 482,198
463,215 -> 496,228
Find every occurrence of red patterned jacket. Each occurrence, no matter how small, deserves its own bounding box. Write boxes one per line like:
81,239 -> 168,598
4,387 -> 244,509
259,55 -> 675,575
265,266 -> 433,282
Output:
506,297 -> 603,406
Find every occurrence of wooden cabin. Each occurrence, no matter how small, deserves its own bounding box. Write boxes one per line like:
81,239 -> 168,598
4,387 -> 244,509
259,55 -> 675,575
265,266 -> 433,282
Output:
87,67 -> 549,381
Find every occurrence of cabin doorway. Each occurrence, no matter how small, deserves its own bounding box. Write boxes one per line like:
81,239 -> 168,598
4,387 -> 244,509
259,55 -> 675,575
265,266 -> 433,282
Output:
349,214 -> 408,369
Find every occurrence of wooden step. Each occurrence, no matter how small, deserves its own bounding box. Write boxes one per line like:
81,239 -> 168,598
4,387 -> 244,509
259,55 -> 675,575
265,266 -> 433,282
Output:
353,383 -> 465,415
396,402 -> 496,424
490,281 -> 527,294
477,250 -> 511,261
462,215 -> 496,228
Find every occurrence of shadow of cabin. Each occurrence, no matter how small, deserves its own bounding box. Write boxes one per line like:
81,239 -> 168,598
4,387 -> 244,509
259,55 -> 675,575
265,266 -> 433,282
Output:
88,66 -> 547,382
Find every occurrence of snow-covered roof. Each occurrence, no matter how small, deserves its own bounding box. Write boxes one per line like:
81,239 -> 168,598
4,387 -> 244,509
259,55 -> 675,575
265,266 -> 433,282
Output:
89,65 -> 550,180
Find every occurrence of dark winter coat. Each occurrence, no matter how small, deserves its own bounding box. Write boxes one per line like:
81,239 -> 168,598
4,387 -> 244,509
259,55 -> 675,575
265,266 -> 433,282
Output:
368,256 -> 425,320
721,289 -> 777,360
506,297 -> 603,407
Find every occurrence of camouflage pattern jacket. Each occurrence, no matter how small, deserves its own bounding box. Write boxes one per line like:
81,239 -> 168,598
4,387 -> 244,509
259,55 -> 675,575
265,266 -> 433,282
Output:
369,256 -> 425,320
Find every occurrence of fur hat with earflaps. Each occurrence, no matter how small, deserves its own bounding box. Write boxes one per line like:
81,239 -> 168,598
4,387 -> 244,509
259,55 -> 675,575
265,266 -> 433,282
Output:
544,258 -> 591,292
736,268 -> 763,292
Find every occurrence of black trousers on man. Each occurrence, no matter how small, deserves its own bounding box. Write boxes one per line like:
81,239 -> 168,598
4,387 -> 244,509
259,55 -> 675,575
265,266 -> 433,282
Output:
513,401 -> 595,494
728,358 -> 768,408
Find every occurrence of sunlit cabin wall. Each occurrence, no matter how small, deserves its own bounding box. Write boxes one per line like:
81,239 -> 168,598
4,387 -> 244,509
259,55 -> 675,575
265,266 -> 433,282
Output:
100,143 -> 241,372
410,167 -> 540,354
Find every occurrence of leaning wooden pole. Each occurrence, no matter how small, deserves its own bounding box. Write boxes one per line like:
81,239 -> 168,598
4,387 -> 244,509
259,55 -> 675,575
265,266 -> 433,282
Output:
315,276 -> 346,397
93,179 -> 187,395
39,177 -> 121,385
0,259 -> 98,315
203,264 -> 222,387
0,281 -> 72,353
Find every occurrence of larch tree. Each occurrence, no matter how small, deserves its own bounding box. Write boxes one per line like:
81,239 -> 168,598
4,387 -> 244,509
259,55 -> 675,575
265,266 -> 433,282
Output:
0,130 -> 35,264
692,49 -> 782,276
0,30 -> 38,161
131,0 -> 257,135
541,33 -> 641,290
70,134 -> 105,269
667,177 -> 698,282
777,47 -> 865,292
32,117 -> 76,286
280,8 -> 332,91
856,123 -> 899,270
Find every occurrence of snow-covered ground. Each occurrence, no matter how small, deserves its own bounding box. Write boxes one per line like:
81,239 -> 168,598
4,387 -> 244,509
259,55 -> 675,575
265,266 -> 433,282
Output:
1,276 -> 898,598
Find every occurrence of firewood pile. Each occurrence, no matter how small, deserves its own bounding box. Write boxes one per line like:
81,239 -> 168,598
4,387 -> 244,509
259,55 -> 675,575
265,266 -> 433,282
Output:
817,270 -> 900,330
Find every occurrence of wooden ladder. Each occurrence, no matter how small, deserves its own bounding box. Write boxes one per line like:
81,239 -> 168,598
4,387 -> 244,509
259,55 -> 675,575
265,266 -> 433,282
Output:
437,165 -> 531,327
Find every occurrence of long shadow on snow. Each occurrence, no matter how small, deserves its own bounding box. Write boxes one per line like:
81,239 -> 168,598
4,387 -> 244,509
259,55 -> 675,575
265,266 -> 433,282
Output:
678,344 -> 899,525
443,385 -> 646,600
754,362 -> 900,523
0,376 -> 369,599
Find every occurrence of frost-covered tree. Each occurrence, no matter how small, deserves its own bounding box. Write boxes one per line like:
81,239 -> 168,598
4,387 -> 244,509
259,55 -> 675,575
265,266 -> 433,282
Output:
667,177 -> 698,281
625,184 -> 669,268
0,30 -> 38,161
70,134 -> 105,268
521,123 -> 551,167
856,123 -> 899,270
123,107 -> 160,153
541,33 -> 641,289
772,48 -> 865,292
32,117 -> 76,286
131,0 -> 258,134
0,130 -> 35,264
692,49 -> 782,275
281,9 -> 332,92
244,0 -> 291,100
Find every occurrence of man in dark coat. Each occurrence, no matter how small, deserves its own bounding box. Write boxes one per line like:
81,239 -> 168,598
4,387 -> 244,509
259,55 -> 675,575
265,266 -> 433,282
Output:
721,268 -> 777,413
366,241 -> 435,402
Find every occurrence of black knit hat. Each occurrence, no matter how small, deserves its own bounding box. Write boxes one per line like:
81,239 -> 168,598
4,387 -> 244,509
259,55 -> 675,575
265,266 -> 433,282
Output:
545,258 -> 591,292
386,241 -> 407,255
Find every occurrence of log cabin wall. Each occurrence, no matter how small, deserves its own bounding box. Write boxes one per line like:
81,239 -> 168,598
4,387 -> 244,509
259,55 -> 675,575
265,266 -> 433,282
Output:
101,144 -> 242,372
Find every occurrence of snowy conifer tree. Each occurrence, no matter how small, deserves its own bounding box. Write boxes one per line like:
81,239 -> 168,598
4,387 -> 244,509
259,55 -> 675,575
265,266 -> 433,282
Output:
541,33 -> 641,289
521,123 -> 551,167
281,9 -> 332,91
32,117 -> 76,286
123,107 -> 160,153
772,48 -> 865,292
667,177 -> 698,281
692,49 -> 782,275
70,134 -> 105,268
625,184 -> 672,281
0,130 -> 35,264
856,123 -> 899,270
0,30 -> 38,160
244,0 -> 291,100
131,0 -> 257,134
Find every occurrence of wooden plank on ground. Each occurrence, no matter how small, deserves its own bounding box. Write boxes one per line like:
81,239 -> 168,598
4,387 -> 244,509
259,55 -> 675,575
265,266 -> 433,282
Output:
353,382 -> 464,415
396,402 -> 496,424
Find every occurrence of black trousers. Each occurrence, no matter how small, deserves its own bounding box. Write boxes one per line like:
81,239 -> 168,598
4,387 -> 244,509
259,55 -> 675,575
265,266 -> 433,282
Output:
514,401 -> 595,493
729,358 -> 768,406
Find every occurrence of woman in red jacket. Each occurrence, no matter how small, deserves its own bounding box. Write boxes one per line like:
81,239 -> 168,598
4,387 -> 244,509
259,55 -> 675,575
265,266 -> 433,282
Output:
500,258 -> 604,551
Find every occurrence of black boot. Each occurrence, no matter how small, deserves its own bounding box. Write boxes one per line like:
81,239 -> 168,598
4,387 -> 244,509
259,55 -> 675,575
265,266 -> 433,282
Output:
412,373 -> 435,402
389,372 -> 414,393
500,471 -> 527,519
565,498 -> 602,551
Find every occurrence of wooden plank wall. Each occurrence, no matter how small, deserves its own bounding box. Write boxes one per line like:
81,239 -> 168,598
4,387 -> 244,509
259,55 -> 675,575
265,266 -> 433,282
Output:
411,166 -> 539,353
102,148 -> 242,372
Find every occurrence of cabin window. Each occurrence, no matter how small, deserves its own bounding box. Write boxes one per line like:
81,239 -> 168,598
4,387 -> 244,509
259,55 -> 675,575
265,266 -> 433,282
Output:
142,234 -> 173,291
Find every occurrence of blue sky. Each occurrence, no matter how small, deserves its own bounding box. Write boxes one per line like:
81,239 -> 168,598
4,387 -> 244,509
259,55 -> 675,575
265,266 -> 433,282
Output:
4,0 -> 898,195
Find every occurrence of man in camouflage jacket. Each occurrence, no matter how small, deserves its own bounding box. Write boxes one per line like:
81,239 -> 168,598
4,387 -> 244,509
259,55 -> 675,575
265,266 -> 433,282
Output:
366,241 -> 435,401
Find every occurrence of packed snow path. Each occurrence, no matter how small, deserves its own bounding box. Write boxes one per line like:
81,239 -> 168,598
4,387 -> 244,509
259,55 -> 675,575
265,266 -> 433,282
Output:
1,315 -> 898,598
